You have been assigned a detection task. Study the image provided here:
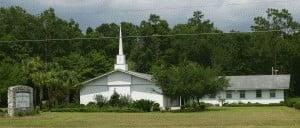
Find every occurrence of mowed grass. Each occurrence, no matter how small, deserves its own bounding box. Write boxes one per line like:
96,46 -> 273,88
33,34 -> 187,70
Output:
0,107 -> 299,128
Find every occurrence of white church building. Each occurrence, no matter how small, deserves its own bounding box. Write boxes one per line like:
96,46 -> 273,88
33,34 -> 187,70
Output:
79,27 -> 290,107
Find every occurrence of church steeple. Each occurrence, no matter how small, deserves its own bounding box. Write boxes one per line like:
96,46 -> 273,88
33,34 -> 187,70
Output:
114,25 -> 128,71
118,26 -> 124,55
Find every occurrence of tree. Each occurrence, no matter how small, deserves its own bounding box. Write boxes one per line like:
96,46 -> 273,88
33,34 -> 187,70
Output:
152,62 -> 229,102
171,11 -> 221,67
130,14 -> 171,73
251,8 -> 300,96
0,61 -> 27,107
251,9 -> 300,32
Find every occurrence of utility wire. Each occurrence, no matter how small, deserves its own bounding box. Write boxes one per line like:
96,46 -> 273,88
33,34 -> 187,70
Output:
0,29 -> 299,43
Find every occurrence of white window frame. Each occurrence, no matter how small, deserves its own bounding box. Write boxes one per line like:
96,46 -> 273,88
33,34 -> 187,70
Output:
256,90 -> 262,98
239,90 -> 246,99
226,91 -> 232,99
270,90 -> 276,98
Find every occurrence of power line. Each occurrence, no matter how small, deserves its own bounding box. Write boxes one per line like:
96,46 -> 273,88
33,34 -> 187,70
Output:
0,29 -> 299,43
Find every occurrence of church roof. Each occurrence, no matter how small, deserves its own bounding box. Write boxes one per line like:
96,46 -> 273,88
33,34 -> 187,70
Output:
226,75 -> 290,90
81,69 -> 152,85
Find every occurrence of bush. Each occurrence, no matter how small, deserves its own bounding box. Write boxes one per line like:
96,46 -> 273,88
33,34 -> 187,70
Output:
223,102 -> 283,107
95,95 -> 108,107
132,99 -> 155,112
294,101 -> 300,110
86,102 -> 98,108
54,103 -> 83,109
180,102 -> 206,112
153,103 -> 160,111
285,98 -> 300,107
41,100 -> 49,110
0,109 -> 5,117
107,92 -> 131,107
50,107 -> 142,113
15,109 -> 39,117
118,95 -> 131,107
109,92 -> 120,106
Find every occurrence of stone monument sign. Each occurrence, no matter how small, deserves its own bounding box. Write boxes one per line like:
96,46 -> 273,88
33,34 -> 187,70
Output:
8,85 -> 33,117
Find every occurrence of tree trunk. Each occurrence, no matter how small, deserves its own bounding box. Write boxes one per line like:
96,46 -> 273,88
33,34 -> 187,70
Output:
197,97 -> 200,104
48,87 -> 52,109
39,87 -> 43,105
65,88 -> 70,104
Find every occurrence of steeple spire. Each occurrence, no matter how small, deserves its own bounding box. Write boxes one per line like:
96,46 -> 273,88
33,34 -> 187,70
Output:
119,26 -> 123,55
114,25 -> 128,71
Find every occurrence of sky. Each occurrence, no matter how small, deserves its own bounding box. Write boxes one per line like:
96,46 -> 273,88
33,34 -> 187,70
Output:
1,0 -> 300,32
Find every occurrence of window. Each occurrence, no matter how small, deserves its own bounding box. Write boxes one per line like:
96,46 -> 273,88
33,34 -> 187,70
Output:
239,90 -> 245,98
270,90 -> 276,98
256,90 -> 262,98
226,91 -> 232,99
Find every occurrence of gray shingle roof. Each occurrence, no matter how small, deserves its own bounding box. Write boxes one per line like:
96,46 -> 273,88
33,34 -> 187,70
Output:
81,69 -> 290,90
226,75 -> 290,90
126,70 -> 152,81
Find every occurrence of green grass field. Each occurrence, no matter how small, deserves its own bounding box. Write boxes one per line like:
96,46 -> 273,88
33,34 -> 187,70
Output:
0,107 -> 299,128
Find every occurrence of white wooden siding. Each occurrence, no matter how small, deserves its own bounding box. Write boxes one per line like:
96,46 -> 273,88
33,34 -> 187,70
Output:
200,90 -> 285,105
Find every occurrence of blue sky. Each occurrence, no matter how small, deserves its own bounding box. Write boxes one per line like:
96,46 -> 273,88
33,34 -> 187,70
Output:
1,0 -> 300,32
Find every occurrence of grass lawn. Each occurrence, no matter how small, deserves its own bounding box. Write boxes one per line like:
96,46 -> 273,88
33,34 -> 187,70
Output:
0,106 -> 299,128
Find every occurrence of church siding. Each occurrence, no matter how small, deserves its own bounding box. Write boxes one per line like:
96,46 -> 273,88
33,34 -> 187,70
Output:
107,72 -> 131,85
80,71 -> 167,107
199,89 -> 285,105
131,85 -> 164,107
80,85 -> 109,105
131,76 -> 165,107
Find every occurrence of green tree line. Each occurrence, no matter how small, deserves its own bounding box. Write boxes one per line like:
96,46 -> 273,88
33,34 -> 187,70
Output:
0,6 -> 299,107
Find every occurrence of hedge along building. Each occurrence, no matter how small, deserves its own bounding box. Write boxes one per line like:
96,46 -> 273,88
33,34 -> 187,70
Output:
80,27 -> 180,107
79,27 -> 290,107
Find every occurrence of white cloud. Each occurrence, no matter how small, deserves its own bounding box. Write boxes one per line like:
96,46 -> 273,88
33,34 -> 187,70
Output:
36,0 -> 100,8
1,0 -> 300,31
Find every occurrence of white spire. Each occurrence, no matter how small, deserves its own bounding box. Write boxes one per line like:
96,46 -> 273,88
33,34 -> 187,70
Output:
114,25 -> 128,71
119,26 -> 123,55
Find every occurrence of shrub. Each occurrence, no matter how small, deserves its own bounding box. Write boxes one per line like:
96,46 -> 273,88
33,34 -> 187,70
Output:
294,101 -> 300,110
41,100 -> 49,110
0,109 -> 5,117
65,103 -> 83,108
180,102 -> 206,112
118,95 -> 131,107
107,92 -> 131,107
222,102 -> 283,107
285,98 -> 300,107
86,102 -> 97,108
109,92 -> 120,106
54,103 -> 82,109
50,107 -> 142,113
164,107 -> 171,111
132,99 -> 155,112
153,103 -> 160,111
15,109 -> 40,117
95,95 -> 108,107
